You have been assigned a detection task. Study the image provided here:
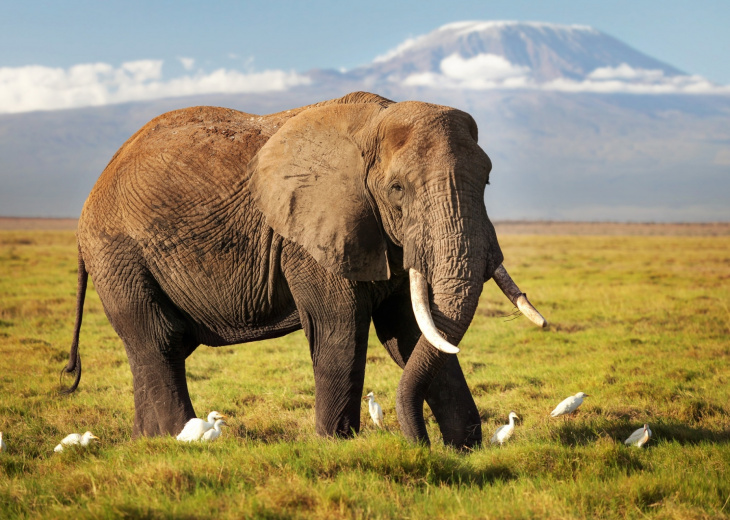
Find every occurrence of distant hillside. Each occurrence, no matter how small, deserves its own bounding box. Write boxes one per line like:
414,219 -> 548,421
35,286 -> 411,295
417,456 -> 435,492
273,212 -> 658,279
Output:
1,21 -> 729,221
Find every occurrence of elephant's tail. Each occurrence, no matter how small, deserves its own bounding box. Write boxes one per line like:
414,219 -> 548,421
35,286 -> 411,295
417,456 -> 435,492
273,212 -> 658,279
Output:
59,247 -> 87,394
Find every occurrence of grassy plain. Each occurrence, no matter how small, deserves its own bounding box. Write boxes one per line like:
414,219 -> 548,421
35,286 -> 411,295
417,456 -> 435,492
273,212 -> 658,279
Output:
1,227 -> 729,519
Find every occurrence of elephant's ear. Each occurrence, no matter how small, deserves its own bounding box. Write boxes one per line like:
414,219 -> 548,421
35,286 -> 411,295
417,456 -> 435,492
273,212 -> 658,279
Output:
249,103 -> 390,281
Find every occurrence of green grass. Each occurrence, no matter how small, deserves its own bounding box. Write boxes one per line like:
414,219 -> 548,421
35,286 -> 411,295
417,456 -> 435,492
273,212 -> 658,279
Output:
1,230 -> 729,519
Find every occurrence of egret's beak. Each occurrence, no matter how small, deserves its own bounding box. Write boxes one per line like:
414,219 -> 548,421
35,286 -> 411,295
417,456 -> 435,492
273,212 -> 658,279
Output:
219,415 -> 229,420
362,396 -> 369,400
90,434 -> 99,440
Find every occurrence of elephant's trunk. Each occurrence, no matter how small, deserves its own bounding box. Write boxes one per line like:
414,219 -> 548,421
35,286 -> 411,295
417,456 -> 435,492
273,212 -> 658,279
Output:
400,263 -> 548,445
398,219 -> 548,445
395,174 -> 494,445
397,258 -> 486,444
395,335 -> 450,444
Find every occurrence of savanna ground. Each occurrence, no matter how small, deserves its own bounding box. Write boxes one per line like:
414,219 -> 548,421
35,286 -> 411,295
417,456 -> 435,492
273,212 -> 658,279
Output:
1,220 -> 729,519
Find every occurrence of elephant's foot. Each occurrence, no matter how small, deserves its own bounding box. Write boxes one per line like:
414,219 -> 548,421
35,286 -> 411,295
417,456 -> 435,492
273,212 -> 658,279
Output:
130,361 -> 196,438
315,412 -> 359,439
313,364 -> 365,439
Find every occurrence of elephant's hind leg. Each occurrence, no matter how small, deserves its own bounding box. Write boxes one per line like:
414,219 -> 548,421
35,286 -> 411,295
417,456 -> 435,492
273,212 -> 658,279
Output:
93,262 -> 198,437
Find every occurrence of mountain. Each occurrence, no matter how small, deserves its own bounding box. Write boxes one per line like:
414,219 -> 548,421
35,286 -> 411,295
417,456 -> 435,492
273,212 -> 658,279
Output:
1,21 -> 729,221
322,21 -> 685,86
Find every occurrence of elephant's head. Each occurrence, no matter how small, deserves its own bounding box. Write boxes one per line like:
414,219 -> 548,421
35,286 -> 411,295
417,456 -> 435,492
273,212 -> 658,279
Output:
250,92 -> 545,444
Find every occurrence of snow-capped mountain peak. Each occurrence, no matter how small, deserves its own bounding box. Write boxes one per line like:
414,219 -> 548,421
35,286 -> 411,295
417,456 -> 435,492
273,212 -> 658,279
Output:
438,20 -> 598,33
342,20 -> 727,95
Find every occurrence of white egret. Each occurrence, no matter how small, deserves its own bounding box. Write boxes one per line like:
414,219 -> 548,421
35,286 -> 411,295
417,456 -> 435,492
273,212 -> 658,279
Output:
490,411 -> 519,445
176,411 -> 227,442
550,392 -> 589,418
202,419 -> 227,442
0,432 -> 6,452
363,392 -> 384,429
624,424 -> 652,447
54,431 -> 99,452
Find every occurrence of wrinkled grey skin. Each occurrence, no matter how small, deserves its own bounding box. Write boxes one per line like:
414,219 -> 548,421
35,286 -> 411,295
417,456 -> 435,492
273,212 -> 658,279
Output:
61,92 -> 506,448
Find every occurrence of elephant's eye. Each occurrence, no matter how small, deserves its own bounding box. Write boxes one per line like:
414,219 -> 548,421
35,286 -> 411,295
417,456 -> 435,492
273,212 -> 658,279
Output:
388,182 -> 405,208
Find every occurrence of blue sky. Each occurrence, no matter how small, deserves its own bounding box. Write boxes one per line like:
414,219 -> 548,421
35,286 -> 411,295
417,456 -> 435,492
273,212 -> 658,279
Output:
1,0 -> 728,112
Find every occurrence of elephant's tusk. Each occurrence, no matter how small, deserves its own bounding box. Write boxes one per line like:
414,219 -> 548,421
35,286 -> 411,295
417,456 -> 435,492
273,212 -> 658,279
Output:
409,268 -> 460,354
492,264 -> 548,328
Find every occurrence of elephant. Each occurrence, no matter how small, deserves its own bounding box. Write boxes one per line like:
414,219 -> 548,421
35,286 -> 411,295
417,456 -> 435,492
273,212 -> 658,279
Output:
60,91 -> 546,448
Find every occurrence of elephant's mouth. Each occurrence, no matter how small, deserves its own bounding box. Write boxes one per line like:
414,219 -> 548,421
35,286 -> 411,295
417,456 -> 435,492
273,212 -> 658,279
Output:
409,264 -> 547,354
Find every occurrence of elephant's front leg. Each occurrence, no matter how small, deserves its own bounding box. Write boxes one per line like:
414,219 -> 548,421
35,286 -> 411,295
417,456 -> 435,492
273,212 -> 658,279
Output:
309,324 -> 370,437
284,256 -> 372,438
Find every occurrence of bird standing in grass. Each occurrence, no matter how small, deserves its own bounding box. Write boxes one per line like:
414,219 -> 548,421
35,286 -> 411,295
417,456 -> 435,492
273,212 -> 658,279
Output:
202,419 -> 227,442
176,411 -> 227,442
624,424 -> 652,447
363,392 -> 384,429
54,431 -> 99,452
550,392 -> 589,418
0,432 -> 6,452
491,411 -> 519,445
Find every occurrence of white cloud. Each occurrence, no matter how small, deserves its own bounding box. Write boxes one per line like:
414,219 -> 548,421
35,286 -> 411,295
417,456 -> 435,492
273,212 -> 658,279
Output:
0,60 -> 311,114
441,53 -> 529,81
545,64 -> 730,94
588,63 -> 664,81
401,55 -> 730,95
178,57 -> 195,71
404,53 -> 532,89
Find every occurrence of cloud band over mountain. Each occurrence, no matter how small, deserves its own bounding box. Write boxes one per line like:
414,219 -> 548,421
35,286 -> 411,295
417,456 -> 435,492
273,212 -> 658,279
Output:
401,53 -> 726,94
1,21 -> 728,114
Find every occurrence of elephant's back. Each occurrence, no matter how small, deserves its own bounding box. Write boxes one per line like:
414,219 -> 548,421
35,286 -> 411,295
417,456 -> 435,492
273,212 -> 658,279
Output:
90,106 -> 276,196
79,106 -> 280,234
77,106 -> 279,286
121,105 -> 280,166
